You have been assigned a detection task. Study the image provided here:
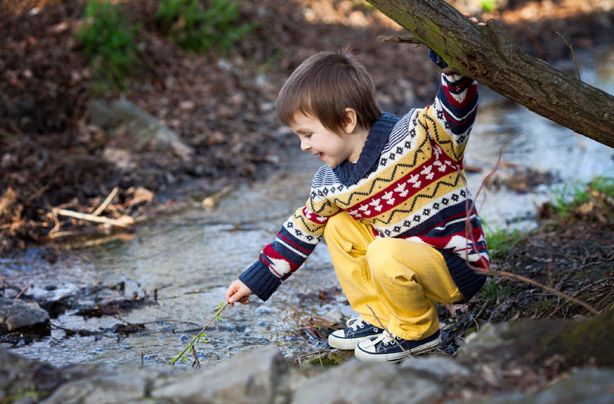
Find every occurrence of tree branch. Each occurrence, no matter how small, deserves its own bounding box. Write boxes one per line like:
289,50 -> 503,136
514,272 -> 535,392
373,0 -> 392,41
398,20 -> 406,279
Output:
366,0 -> 614,147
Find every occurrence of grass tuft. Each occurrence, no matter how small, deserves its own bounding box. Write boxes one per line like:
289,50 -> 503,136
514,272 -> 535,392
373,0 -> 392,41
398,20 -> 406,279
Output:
76,0 -> 140,93
156,0 -> 254,54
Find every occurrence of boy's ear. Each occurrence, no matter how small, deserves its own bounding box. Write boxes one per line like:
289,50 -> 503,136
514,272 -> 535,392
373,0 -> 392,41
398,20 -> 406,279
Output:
342,108 -> 358,134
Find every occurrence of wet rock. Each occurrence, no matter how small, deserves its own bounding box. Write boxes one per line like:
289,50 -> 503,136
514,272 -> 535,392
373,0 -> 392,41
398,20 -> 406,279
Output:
43,366 -> 162,404
399,355 -> 470,379
457,308 -> 614,384
152,345 -> 291,403
485,368 -> 614,403
293,359 -> 442,404
0,298 -> 50,332
89,99 -> 194,161
0,349 -> 65,402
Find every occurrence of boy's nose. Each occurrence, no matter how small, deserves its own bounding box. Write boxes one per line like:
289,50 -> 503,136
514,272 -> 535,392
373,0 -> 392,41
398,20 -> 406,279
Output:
300,140 -> 311,151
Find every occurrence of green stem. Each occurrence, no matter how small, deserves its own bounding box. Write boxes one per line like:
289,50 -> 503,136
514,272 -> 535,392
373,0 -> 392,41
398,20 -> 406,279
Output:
170,301 -> 228,365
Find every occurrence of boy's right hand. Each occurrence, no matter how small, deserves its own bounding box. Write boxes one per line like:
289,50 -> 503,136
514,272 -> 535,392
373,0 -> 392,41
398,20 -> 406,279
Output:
225,279 -> 252,306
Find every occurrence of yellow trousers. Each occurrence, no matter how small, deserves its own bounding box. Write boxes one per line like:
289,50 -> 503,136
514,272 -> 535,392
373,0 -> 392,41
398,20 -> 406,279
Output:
323,212 -> 464,340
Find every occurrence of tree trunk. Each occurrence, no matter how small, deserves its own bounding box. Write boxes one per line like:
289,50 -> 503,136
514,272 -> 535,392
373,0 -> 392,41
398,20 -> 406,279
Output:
367,0 -> 614,148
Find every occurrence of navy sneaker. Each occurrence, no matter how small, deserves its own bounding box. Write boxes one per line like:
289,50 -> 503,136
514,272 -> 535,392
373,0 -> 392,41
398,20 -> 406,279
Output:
327,316 -> 383,350
355,330 -> 441,362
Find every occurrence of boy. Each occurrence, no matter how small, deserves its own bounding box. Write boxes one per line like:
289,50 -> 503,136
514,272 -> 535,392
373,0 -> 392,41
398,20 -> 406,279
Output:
226,48 -> 489,362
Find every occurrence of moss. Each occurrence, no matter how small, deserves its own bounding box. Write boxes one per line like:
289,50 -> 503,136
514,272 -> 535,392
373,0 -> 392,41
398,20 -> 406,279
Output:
4,386 -> 40,403
304,350 -> 354,368
556,306 -> 614,366
497,307 -> 614,368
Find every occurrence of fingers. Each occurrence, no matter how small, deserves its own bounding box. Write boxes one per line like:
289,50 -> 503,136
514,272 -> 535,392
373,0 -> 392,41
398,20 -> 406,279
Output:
225,280 -> 252,306
225,283 -> 237,304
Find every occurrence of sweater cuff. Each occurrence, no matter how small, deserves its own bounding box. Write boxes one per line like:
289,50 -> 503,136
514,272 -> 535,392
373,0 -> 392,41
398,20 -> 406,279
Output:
239,261 -> 281,301
428,49 -> 448,69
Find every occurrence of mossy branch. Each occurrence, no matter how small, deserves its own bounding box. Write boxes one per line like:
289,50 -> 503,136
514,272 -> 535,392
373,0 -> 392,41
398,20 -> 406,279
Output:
366,0 -> 614,147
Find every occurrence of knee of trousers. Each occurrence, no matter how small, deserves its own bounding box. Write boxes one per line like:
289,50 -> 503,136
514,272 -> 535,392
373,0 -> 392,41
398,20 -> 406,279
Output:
366,238 -> 401,279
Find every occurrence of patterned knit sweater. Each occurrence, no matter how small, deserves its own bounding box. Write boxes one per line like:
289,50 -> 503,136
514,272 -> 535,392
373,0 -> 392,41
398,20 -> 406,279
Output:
240,72 -> 489,302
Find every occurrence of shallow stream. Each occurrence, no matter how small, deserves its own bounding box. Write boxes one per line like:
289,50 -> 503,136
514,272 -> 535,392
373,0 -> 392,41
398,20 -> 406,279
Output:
2,48 -> 612,369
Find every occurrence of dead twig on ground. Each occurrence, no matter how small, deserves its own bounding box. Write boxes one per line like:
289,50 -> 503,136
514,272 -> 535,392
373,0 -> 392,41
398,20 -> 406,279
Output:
55,208 -> 134,229
91,186 -> 119,216
202,185 -> 234,210
482,268 -> 599,315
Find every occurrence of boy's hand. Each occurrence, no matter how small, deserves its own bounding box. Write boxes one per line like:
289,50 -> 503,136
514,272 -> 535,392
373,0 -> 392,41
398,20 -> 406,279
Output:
225,279 -> 252,306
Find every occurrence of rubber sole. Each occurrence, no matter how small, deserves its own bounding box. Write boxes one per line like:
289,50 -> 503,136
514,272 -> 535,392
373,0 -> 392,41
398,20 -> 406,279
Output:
328,333 -> 380,350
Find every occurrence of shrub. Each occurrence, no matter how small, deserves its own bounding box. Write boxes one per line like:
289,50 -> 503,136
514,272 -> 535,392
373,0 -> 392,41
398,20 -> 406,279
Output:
156,0 -> 253,53
76,0 -> 140,93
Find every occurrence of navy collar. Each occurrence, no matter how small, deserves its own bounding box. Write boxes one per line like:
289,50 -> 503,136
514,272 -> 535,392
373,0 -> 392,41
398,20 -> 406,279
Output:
333,112 -> 399,186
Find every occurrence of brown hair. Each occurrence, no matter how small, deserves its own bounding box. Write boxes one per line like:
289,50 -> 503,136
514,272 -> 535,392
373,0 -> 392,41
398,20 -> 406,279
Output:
277,50 -> 381,133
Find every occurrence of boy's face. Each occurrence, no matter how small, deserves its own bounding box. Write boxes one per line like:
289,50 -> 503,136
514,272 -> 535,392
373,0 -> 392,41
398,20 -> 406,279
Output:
290,113 -> 354,169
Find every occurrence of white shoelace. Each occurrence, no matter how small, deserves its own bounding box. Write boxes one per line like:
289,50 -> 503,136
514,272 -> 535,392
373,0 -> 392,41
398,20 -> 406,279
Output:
370,330 -> 397,346
346,316 -> 366,331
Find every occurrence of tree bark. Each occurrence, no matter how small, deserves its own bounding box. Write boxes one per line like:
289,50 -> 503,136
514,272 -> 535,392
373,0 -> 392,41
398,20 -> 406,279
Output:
367,0 -> 614,148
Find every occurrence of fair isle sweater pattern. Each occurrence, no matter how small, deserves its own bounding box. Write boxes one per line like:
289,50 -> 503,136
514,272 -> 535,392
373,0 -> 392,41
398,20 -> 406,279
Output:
240,73 -> 489,301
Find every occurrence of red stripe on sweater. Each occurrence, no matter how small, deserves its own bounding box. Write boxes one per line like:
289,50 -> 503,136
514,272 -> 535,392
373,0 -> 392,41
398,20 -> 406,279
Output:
440,83 -> 477,110
278,233 -> 311,255
346,148 -> 459,219
263,245 -> 299,270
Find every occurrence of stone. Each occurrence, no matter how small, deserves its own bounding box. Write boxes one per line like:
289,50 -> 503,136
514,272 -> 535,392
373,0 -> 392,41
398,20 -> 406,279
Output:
0,349 -> 64,401
292,359 -> 442,404
0,298 -> 50,332
399,355 -> 471,379
43,367 -> 160,404
152,345 -> 290,404
457,308 -> 614,369
484,368 -> 614,403
88,99 -> 194,161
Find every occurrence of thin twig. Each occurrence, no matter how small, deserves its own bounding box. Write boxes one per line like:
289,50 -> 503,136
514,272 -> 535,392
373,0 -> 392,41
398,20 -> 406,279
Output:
191,345 -> 201,368
482,268 -> 599,315
56,208 -> 134,229
378,34 -> 424,45
555,31 -> 581,81
92,186 -> 119,216
202,185 -> 234,210
170,302 -> 228,365
14,284 -> 29,300
366,305 -> 412,359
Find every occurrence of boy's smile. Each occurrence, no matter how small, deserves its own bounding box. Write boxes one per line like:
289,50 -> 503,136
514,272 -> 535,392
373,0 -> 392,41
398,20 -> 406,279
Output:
290,112 -> 369,169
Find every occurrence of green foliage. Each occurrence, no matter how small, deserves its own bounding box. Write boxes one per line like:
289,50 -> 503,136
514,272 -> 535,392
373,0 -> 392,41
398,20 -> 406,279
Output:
480,0 -> 499,12
76,0 -> 140,93
480,278 -> 512,303
156,0 -> 253,54
169,301 -> 227,365
550,176 -> 613,218
5,386 -> 40,402
484,225 -> 525,259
